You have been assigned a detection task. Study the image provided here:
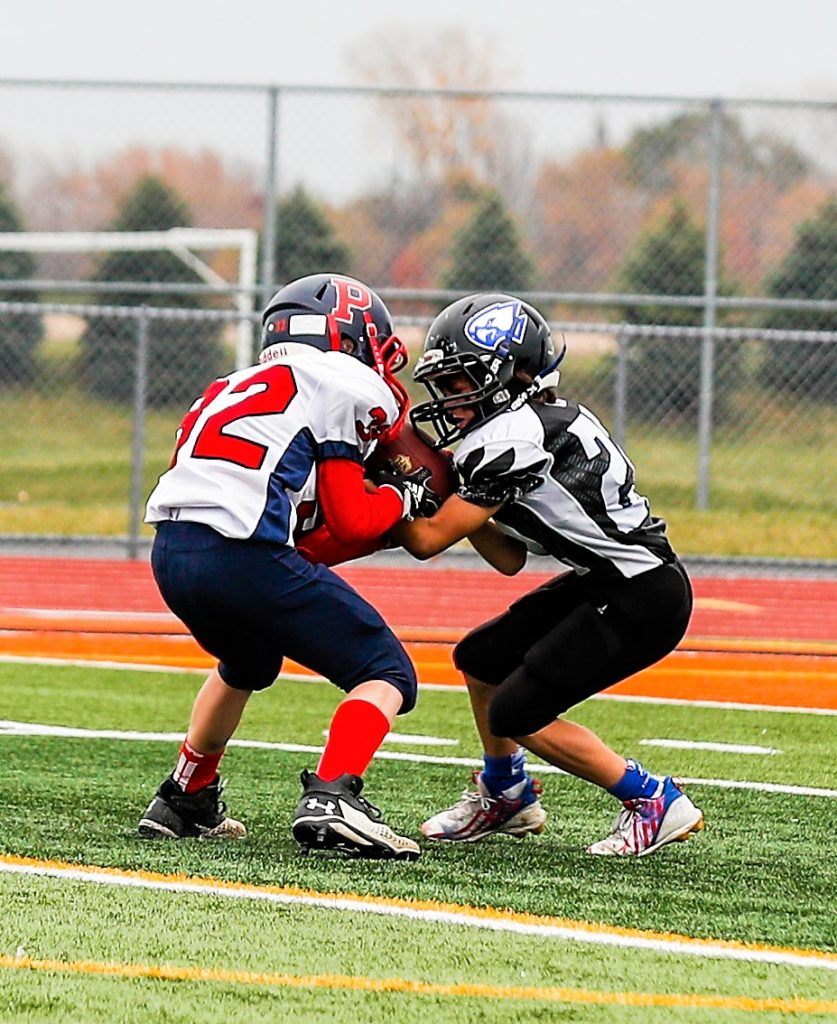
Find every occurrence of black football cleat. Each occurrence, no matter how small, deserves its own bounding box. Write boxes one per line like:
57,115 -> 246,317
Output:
138,775 -> 246,839
292,770 -> 419,860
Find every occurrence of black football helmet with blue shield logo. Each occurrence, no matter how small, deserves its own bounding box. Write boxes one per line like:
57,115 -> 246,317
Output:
411,293 -> 565,447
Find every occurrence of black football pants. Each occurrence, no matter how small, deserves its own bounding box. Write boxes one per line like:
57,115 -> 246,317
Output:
453,561 -> 692,737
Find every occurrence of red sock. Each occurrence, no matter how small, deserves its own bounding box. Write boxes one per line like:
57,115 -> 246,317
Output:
316,700 -> 390,781
172,740 -> 223,793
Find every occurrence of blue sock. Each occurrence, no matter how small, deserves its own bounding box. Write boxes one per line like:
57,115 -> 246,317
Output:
608,759 -> 663,801
481,748 -> 527,797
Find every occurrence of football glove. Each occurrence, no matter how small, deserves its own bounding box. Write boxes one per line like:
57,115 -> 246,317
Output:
373,460 -> 441,520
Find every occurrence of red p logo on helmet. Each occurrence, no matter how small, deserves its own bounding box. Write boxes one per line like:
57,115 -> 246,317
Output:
331,276 -> 373,324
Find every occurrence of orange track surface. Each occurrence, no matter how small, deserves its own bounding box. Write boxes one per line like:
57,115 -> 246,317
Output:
1,557 -> 835,709
2,627 -> 835,709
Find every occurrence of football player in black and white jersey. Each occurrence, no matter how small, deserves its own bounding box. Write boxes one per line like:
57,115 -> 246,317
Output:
396,293 -> 704,857
139,275 -> 438,860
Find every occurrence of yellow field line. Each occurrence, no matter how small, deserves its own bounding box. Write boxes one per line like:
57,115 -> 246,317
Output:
3,854 -> 836,972
1,953 -> 834,1013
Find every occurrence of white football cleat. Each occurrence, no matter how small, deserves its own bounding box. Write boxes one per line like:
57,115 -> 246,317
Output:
421,772 -> 547,843
587,777 -> 704,857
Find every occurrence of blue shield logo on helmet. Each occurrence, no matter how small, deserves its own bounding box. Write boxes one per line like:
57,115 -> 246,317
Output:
464,301 -> 527,352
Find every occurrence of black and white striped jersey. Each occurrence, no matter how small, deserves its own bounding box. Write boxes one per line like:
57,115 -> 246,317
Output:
453,399 -> 677,580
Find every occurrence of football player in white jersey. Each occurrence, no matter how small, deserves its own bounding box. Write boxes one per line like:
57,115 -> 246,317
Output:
396,293 -> 704,857
139,274 -> 438,860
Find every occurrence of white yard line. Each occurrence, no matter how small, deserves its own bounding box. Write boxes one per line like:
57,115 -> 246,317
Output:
0,654 -> 207,675
0,856 -> 834,973
2,608 -> 176,622
0,719 -> 834,798
383,732 -> 458,746
1,654 -> 835,716
323,730 -> 458,747
593,692 -> 837,717
640,739 -> 783,755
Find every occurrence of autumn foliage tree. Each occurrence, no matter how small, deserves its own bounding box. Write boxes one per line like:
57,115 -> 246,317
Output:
27,147 -> 262,235
345,28 -> 534,298
25,147 -> 262,282
622,109 -> 817,295
0,182 -> 43,385
354,28 -> 530,204
80,175 -> 224,406
624,110 -> 810,195
532,148 -> 647,292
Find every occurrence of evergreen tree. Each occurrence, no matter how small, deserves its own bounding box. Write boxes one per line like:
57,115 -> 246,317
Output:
81,176 -> 224,406
0,182 -> 43,385
617,200 -> 740,420
273,186 -> 351,283
758,198 -> 837,401
442,192 -> 534,292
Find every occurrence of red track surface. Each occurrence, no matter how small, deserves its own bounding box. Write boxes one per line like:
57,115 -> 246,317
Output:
1,556 -> 835,708
1,556 -> 835,644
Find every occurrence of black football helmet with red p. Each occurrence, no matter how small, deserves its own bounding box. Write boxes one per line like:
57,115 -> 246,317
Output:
411,293 -> 565,447
260,273 -> 409,438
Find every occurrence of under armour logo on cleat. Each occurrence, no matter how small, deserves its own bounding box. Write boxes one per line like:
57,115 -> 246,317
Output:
306,798 -> 336,814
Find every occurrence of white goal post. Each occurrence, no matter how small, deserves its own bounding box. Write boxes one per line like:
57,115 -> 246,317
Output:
0,228 -> 259,368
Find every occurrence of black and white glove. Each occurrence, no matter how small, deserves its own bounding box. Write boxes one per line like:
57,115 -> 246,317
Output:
374,461 -> 441,520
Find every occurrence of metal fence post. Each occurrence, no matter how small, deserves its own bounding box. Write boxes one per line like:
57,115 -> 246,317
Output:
696,98 -> 724,510
614,325 -> 628,448
261,85 -> 281,309
128,307 -> 149,560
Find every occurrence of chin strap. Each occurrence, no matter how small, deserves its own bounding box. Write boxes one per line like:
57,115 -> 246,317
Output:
508,337 -> 567,412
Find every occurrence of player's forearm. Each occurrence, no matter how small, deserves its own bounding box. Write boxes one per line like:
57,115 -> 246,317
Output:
393,494 -> 500,560
390,517 -> 452,560
467,522 -> 528,576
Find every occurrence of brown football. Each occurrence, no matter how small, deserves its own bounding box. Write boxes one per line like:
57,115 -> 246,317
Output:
367,421 -> 457,502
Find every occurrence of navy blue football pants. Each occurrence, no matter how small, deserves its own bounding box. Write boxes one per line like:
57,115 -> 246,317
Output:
151,521 -> 417,711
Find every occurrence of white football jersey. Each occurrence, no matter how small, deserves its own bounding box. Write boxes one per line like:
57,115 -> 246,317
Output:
145,344 -> 399,544
454,400 -> 676,580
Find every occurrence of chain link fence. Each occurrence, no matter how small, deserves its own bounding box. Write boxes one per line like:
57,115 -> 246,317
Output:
0,80 -> 834,562
0,82 -> 835,309
0,299 -> 833,564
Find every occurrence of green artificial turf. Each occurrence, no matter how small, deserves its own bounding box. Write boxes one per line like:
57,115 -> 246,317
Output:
0,662 -> 835,954
1,874 -> 835,1024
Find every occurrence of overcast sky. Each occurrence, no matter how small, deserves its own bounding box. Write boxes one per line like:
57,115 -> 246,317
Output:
4,0 -> 836,99
2,1 -> 835,206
